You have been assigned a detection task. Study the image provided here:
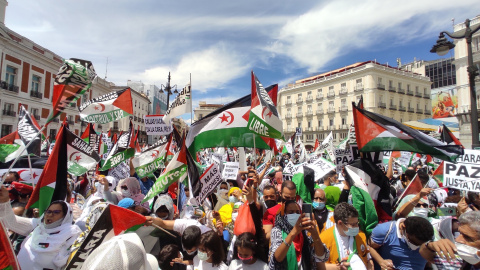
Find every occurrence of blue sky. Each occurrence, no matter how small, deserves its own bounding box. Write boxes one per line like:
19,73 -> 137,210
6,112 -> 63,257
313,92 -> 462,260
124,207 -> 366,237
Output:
5,0 -> 478,123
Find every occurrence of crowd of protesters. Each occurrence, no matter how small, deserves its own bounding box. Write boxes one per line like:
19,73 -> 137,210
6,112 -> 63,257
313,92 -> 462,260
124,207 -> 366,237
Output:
0,149 -> 479,270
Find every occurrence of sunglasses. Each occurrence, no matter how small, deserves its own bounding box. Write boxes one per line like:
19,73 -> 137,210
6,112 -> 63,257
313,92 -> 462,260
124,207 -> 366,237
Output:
416,203 -> 429,208
45,210 -> 62,215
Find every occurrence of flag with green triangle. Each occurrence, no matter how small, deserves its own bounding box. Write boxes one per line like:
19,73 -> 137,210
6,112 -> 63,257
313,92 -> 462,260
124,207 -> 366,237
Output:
78,88 -> 133,124
66,128 -> 101,176
132,138 -> 168,178
99,122 -> 134,171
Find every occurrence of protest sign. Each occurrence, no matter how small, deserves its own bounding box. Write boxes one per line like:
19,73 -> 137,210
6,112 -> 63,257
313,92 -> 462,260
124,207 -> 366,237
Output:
197,163 -> 223,202
223,162 -> 239,180
350,144 -> 383,168
256,162 -> 273,177
211,153 -> 224,172
306,157 -> 336,181
283,161 -> 295,175
335,148 -> 353,173
144,115 -> 172,135
443,149 -> 480,192
108,161 -> 130,180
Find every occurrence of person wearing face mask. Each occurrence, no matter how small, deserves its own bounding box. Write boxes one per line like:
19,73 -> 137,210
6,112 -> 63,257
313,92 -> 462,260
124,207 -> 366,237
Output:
117,177 -> 150,209
0,187 -> 82,270
320,202 -> 372,269
229,232 -> 268,270
369,216 -> 435,270
187,230 -> 228,270
263,181 -> 297,241
269,199 -> 329,269
312,189 -> 334,234
261,185 -> 278,214
419,211 -> 480,269
214,182 -> 231,211
394,187 -> 433,220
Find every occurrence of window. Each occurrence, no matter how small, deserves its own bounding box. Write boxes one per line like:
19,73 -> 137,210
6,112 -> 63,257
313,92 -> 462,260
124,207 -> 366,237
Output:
135,100 -> 137,108
31,108 -> 39,119
3,103 -> 14,112
1,125 -> 12,138
113,122 -> 119,129
5,66 -> 16,86
329,119 -> 334,126
390,99 -> 394,105
342,118 -> 346,125
341,83 -> 346,89
307,105 -> 312,113
379,95 -> 383,102
389,80 -> 393,87
318,120 -> 323,127
378,77 -> 382,84
341,99 -> 346,107
329,101 -> 334,108
398,82 -> 402,89
31,75 -> 41,93
407,84 -> 410,91
49,129 -> 57,141
308,121 -> 311,128
399,100 -> 403,107
356,79 -> 362,84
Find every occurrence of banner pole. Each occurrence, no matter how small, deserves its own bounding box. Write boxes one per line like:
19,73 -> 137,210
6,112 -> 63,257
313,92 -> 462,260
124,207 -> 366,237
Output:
1,125 -> 48,185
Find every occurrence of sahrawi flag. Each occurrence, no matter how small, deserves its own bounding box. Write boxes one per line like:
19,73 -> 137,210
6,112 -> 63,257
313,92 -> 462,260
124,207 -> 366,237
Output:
99,123 -> 135,171
142,137 -> 188,202
163,84 -> 192,125
26,124 -> 69,215
247,71 -> 283,139
0,131 -> 25,163
47,59 -> 96,124
78,88 -> 133,124
352,102 -> 464,162
66,128 -> 101,176
66,204 -> 146,269
132,137 -> 168,178
186,85 -> 279,155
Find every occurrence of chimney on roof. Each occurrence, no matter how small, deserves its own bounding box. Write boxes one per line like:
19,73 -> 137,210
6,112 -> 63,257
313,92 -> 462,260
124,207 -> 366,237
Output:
0,0 -> 7,25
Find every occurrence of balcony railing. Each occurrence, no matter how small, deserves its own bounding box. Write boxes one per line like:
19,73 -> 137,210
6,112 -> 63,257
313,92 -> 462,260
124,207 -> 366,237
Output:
340,88 -> 348,95
340,105 -> 348,112
377,83 -> 385,90
306,127 -> 313,131
306,111 -> 313,117
388,86 -> 396,93
425,111 -> 431,115
327,108 -> 336,113
306,96 -> 313,102
408,107 -> 414,113
378,102 -> 386,108
30,90 -> 43,99
389,104 -> 397,110
354,84 -> 364,92
423,93 -> 430,99
296,99 -> 303,104
416,108 -> 423,114
285,114 -> 292,119
397,88 -> 405,94
33,114 -> 40,120
316,109 -> 323,114
327,92 -> 335,98
398,105 -> 406,112
316,94 -> 323,100
286,100 -> 292,105
415,91 -> 422,97
406,89 -> 414,96
296,112 -> 303,117
2,110 -> 16,117
316,126 -> 324,131
1,81 -> 19,93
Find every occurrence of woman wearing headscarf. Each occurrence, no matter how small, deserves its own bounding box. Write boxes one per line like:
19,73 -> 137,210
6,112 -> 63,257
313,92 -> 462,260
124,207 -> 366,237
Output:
97,175 -> 121,205
0,187 -> 82,270
117,177 -> 150,210
218,187 -> 242,225
268,200 -> 329,270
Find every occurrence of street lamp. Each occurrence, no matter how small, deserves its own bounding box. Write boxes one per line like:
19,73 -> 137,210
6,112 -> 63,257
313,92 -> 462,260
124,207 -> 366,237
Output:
159,72 -> 178,110
431,19 -> 480,149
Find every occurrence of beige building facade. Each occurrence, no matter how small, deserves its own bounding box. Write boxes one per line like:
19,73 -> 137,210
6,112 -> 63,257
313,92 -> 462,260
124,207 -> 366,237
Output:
278,61 -> 432,146
193,101 -> 223,122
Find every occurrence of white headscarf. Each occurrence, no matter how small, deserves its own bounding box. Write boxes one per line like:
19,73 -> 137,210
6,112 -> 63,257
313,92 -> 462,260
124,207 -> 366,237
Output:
105,176 -> 117,192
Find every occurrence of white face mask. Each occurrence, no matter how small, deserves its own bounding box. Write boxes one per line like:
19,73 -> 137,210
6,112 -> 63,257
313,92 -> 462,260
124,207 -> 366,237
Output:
231,212 -> 238,222
121,189 -> 131,197
412,207 -> 429,219
402,232 -> 420,251
197,250 -> 210,261
286,213 -> 300,227
456,242 -> 480,265
94,182 -> 102,191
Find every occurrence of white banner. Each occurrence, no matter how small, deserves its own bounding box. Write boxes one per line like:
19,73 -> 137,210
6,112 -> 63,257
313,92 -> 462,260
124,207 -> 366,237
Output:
144,115 -> 173,135
197,163 -> 223,202
306,157 -> 336,182
443,149 -> 480,192
108,161 -> 130,180
222,162 -> 239,180
163,84 -> 192,124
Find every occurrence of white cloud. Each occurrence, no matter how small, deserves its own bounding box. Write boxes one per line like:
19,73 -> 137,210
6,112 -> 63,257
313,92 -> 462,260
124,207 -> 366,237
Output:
139,43 -> 250,93
268,0 -> 479,72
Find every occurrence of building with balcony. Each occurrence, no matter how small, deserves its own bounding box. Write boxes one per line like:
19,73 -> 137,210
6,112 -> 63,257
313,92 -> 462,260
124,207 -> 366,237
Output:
278,61 -> 432,146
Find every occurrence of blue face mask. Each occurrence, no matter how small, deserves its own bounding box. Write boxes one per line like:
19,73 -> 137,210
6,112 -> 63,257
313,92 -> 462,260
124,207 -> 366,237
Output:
312,201 -> 325,210
344,227 -> 359,237
229,196 -> 239,203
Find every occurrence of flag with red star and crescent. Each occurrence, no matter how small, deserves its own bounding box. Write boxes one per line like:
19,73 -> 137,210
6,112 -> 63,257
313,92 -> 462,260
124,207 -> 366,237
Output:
132,137 -> 168,178
247,71 -> 283,139
78,88 -> 133,124
66,127 -> 101,176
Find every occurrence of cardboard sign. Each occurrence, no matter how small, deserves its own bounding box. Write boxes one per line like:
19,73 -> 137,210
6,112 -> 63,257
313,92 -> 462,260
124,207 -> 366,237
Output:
144,115 -> 172,135
197,163 -> 223,202
222,162 -> 239,180
335,148 -> 353,174
350,144 -> 383,167
443,149 -> 480,192
306,157 -> 336,181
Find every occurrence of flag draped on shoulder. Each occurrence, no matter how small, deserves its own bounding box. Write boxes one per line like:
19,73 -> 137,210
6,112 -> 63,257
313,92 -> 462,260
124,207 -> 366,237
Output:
247,71 -> 283,139
132,138 -> 168,178
79,88 -> 133,124
66,204 -> 146,269
26,124 -> 68,215
352,102 -> 464,162
66,128 -> 101,176
47,59 -> 96,124
99,123 -> 135,171
143,137 -> 188,203
163,84 -> 192,125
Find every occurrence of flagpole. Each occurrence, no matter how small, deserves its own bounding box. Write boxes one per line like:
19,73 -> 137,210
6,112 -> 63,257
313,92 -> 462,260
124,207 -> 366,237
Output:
190,73 -> 193,125
27,154 -> 35,188
253,133 -> 256,167
0,125 -> 48,185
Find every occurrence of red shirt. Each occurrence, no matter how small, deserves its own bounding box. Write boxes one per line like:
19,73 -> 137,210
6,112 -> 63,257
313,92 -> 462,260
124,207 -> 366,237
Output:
262,204 -> 281,225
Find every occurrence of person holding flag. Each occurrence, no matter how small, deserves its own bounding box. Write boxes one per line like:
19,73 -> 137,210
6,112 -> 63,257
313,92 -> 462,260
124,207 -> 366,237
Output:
0,186 -> 81,270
